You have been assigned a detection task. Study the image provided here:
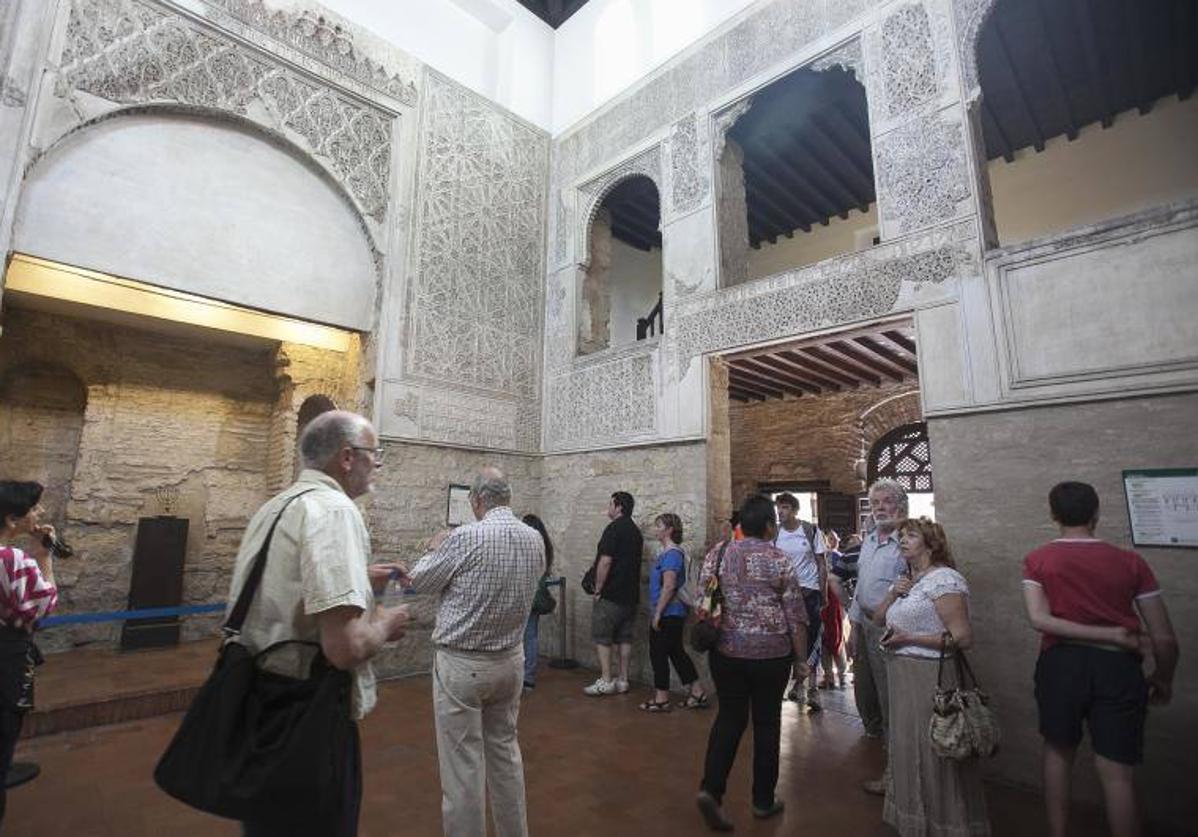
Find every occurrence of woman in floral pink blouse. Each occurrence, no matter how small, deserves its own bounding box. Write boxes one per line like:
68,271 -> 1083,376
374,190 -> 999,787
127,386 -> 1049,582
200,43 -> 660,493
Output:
0,481 -> 60,825
696,494 -> 809,832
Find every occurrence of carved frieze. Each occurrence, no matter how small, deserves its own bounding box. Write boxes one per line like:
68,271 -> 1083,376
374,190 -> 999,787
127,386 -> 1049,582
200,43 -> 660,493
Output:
672,222 -> 977,373
875,110 -> 970,236
880,3 -> 939,117
203,0 -> 418,105
575,144 -> 662,267
810,38 -> 865,80
953,0 -> 995,96
545,352 -> 655,450
392,385 -> 538,452
56,0 -> 394,221
405,72 -> 548,413
668,113 -> 708,217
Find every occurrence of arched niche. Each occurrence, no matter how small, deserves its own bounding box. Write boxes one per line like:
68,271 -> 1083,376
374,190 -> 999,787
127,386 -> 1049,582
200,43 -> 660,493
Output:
577,174 -> 663,356
0,363 -> 88,525
13,108 -> 379,331
297,394 -> 338,436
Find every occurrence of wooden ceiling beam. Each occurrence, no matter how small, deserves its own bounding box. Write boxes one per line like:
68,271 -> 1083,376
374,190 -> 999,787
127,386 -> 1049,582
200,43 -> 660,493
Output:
607,200 -> 660,231
737,357 -> 823,394
788,134 -> 857,219
800,345 -> 881,386
882,329 -> 917,353
854,335 -> 918,375
1172,0 -> 1194,101
981,97 -> 1015,163
993,17 -> 1046,152
781,348 -> 867,387
1122,1 -> 1153,115
830,100 -> 872,147
750,353 -> 842,392
741,174 -> 806,237
728,364 -> 803,398
742,160 -> 817,231
728,386 -> 763,402
726,371 -> 787,400
811,114 -> 875,206
745,203 -> 790,244
803,121 -> 875,211
826,340 -> 905,382
1072,0 -> 1116,127
1031,0 -> 1080,140
609,220 -> 657,251
749,140 -> 838,225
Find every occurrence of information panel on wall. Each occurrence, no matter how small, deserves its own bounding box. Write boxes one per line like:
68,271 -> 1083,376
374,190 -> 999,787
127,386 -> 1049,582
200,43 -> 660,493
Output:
1122,469 -> 1198,548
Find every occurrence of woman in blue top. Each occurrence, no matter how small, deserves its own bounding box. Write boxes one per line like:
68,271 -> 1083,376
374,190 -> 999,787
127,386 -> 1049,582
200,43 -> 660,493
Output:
642,512 -> 708,712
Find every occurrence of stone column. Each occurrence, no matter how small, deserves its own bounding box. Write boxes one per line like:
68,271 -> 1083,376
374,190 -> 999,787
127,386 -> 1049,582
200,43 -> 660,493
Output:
716,140 -> 750,288
705,357 -> 732,543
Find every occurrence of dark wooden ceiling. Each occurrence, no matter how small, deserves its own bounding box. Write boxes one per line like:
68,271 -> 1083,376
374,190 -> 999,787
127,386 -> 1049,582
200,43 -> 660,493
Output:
724,324 -> 917,403
515,0 -> 591,29
978,0 -> 1197,162
599,174 -> 662,252
728,66 -> 875,248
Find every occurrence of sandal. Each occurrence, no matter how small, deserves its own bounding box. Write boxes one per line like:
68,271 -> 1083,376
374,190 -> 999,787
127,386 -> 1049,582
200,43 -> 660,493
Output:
679,692 -> 709,710
639,699 -> 672,712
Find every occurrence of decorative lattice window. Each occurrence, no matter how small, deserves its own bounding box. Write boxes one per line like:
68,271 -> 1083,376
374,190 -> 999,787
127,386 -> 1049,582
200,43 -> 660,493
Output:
868,422 -> 933,493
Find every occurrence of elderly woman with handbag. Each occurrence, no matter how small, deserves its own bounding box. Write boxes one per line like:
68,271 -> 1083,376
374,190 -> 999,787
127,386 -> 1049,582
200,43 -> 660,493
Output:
874,517 -> 991,837
695,495 -> 808,832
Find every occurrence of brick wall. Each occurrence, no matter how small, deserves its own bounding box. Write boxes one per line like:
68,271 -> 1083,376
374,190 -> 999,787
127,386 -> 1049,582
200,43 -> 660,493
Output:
728,380 -> 922,509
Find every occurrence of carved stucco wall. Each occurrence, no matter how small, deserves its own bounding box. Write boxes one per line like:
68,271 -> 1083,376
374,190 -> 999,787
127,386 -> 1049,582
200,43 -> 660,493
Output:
50,0 -> 405,225
386,71 -> 548,453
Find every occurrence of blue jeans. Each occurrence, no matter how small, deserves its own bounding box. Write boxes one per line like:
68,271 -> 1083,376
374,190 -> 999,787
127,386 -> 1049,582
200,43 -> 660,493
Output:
523,614 -> 539,685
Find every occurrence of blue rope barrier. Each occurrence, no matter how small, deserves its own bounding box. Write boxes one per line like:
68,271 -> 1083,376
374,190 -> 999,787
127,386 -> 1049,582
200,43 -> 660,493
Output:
40,603 -> 226,627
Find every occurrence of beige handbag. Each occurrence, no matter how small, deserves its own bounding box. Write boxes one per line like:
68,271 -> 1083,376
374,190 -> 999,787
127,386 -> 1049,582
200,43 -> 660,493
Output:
929,632 -> 1000,760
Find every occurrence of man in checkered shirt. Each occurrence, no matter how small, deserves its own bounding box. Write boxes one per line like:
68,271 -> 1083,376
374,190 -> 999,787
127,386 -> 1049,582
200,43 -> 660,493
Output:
401,466 -> 544,837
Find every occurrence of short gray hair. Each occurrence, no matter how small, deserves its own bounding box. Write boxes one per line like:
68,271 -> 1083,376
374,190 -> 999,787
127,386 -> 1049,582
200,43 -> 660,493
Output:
868,478 -> 909,515
299,410 -> 371,470
471,467 -> 511,510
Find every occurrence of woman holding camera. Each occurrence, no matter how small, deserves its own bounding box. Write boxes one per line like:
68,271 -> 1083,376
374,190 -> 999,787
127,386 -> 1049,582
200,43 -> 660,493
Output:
873,517 -> 989,837
0,481 -> 62,824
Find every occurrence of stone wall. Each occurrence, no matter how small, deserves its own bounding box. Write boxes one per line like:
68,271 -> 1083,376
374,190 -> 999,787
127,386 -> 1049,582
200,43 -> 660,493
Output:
928,393 -> 1198,832
538,441 -> 709,689
0,307 -> 358,651
728,379 -> 922,504
366,441 -> 541,678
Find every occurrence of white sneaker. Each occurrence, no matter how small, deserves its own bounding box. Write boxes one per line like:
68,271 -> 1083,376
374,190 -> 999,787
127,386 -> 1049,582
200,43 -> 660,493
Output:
614,678 -> 630,694
583,678 -> 617,696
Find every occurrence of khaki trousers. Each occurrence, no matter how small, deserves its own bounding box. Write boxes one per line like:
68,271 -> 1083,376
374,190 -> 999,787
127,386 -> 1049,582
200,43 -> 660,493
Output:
432,646 -> 529,837
852,620 -> 891,739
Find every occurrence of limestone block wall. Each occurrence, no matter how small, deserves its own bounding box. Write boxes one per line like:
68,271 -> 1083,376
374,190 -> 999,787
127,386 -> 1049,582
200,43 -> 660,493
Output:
366,441 -> 541,679
728,379 -> 922,504
928,393 -> 1198,832
538,441 -> 709,690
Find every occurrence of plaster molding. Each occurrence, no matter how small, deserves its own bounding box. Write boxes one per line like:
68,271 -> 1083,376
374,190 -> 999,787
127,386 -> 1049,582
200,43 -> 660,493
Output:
544,350 -> 656,451
574,143 -> 662,269
667,112 -> 708,218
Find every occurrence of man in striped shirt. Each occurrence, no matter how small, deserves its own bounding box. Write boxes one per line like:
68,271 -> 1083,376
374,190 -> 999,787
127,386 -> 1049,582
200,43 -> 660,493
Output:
401,467 -> 544,837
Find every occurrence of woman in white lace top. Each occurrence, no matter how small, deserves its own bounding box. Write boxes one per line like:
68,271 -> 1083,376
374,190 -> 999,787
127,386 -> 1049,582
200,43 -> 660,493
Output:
872,517 -> 990,837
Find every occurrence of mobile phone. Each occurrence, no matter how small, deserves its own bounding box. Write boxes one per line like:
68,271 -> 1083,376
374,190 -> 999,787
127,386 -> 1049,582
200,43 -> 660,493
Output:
878,628 -> 894,651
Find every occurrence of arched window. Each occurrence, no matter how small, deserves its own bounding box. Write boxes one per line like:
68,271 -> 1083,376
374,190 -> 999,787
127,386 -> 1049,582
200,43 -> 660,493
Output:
868,421 -> 933,493
578,174 -> 662,355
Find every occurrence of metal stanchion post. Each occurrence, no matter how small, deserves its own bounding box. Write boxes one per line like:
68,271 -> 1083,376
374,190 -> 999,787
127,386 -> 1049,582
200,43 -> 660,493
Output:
545,576 -> 577,669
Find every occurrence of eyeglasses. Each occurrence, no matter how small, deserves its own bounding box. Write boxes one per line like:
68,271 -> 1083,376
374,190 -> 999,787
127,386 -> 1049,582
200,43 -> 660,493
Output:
348,446 -> 385,463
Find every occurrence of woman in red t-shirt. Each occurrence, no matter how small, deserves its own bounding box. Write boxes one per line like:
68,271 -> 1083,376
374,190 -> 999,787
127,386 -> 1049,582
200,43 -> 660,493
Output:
1021,481 -> 1179,837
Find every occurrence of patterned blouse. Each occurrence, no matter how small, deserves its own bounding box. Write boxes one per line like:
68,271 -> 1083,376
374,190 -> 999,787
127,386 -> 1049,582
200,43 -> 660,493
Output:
699,537 -> 807,660
884,566 -> 970,659
0,545 -> 59,632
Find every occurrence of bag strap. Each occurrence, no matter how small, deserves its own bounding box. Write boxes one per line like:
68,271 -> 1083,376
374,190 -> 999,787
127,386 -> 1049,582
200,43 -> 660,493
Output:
224,488 -> 318,636
955,645 -> 980,689
936,631 -> 951,690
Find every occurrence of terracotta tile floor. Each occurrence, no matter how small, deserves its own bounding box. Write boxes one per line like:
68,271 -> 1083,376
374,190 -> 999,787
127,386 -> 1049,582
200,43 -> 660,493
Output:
9,665 -> 1104,836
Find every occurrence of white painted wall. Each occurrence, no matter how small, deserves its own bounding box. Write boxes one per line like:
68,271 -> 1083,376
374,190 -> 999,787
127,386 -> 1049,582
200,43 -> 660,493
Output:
14,112 -> 377,330
552,0 -> 757,134
989,95 -> 1198,246
747,205 -> 878,280
608,238 -> 662,347
319,0 -> 555,129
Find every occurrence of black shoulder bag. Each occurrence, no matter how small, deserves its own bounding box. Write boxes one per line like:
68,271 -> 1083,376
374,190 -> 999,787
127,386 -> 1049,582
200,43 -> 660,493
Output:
154,489 -> 355,826
689,540 -> 730,653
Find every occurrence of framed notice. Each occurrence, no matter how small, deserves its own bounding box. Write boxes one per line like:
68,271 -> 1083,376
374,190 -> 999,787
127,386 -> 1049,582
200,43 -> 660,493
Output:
1122,469 -> 1198,548
446,484 -> 472,527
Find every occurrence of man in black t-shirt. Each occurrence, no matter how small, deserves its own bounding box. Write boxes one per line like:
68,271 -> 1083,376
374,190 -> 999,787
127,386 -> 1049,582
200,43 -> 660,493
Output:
583,491 -> 643,696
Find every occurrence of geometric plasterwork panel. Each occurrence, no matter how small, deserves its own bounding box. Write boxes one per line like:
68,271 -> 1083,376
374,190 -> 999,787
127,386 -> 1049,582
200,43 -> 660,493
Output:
543,268 -> 573,372
391,384 -> 539,452
553,0 -> 888,190
875,110 -> 970,236
575,144 -> 662,267
672,220 -> 978,375
545,352 -> 656,451
810,37 -> 865,80
56,0 -> 394,221
668,113 -> 708,217
880,3 -> 938,117
552,187 -> 573,268
406,72 -> 548,412
202,0 -> 418,105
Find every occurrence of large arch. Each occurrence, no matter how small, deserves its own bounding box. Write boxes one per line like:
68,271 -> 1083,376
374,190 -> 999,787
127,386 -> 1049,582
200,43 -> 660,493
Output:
12,106 -> 380,331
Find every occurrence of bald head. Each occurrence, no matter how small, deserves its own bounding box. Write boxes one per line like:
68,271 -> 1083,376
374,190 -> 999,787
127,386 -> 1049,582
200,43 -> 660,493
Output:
470,466 -> 512,512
